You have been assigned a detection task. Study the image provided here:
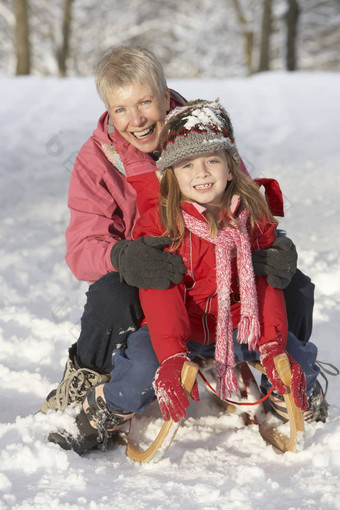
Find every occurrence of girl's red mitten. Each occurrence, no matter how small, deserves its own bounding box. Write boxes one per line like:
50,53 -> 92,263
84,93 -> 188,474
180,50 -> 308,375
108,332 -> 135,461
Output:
153,355 -> 200,422
289,356 -> 308,411
259,342 -> 308,411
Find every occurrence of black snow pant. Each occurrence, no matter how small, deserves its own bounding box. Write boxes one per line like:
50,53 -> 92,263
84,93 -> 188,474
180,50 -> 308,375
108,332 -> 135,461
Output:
76,268 -> 315,374
283,268 -> 314,345
76,272 -> 143,373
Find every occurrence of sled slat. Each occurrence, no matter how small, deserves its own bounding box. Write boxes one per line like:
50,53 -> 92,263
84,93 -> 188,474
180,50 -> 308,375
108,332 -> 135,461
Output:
257,353 -> 305,452
126,361 -> 199,463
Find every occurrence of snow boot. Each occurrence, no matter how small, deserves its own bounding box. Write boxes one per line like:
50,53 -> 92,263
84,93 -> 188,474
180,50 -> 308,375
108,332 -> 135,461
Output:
265,379 -> 328,423
40,344 -> 111,413
265,359 -> 339,423
48,384 -> 134,455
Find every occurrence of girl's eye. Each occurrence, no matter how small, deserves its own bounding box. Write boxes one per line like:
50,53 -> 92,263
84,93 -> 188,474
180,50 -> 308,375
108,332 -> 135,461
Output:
208,159 -> 219,164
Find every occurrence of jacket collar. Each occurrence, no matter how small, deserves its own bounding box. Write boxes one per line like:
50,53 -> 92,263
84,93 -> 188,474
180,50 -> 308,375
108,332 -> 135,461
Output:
181,195 -> 241,222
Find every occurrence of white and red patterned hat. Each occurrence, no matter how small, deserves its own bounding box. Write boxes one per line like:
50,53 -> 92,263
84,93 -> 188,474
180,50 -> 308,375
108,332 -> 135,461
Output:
156,99 -> 240,172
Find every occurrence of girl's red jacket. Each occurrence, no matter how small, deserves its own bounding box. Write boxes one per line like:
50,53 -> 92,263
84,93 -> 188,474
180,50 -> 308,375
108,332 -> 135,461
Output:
129,174 -> 288,363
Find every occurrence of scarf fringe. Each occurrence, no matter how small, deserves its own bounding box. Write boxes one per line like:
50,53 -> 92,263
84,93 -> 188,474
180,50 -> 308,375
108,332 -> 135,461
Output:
216,364 -> 239,400
237,316 -> 261,350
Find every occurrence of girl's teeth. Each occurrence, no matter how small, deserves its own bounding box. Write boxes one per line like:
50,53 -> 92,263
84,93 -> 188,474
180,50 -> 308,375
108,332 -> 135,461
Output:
195,184 -> 212,190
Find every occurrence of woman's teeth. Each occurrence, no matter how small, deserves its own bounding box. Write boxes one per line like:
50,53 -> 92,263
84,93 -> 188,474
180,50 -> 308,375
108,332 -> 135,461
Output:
133,126 -> 154,139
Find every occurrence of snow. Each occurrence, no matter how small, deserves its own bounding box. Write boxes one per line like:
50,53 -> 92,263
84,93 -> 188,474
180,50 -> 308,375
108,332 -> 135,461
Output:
1,70 -> 340,509
182,103 -> 224,129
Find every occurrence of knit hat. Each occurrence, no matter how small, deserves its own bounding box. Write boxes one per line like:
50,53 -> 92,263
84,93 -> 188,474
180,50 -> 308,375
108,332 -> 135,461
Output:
156,99 -> 240,172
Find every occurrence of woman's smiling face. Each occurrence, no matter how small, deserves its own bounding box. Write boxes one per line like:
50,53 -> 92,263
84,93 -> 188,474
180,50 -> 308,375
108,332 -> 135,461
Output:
107,82 -> 170,154
173,150 -> 233,213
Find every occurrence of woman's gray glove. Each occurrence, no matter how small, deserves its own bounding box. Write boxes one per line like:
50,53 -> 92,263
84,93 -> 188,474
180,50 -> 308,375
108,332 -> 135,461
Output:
252,236 -> 297,289
110,237 -> 186,289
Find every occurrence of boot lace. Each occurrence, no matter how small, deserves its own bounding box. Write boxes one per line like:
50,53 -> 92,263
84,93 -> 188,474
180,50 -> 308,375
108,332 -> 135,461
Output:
54,368 -> 105,411
86,393 -> 130,451
315,360 -> 339,396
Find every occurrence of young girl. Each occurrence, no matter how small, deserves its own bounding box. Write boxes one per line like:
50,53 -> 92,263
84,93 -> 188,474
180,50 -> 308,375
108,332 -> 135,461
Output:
131,100 -> 308,422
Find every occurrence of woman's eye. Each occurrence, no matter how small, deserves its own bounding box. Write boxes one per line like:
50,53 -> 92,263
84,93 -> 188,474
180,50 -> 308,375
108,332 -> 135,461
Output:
115,107 -> 126,114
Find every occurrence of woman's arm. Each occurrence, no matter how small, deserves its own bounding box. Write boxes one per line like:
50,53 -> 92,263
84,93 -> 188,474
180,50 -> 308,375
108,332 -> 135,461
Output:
65,144 -> 137,282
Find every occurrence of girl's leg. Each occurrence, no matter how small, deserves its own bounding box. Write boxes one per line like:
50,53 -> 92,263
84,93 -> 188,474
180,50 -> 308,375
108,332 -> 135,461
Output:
233,331 -> 320,395
187,340 -> 216,360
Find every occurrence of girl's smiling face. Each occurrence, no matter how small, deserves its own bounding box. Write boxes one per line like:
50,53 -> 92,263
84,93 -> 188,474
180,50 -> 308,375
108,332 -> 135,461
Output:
173,150 -> 233,213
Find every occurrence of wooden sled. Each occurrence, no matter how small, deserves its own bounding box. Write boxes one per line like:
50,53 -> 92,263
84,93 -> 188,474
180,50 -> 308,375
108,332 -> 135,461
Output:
126,354 -> 304,463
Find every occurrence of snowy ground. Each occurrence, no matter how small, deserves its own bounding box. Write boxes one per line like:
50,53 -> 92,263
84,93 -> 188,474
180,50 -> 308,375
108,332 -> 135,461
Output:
0,71 -> 340,510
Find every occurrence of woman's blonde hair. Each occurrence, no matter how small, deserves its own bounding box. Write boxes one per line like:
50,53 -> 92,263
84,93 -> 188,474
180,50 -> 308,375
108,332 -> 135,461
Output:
159,151 -> 277,249
95,45 -> 167,110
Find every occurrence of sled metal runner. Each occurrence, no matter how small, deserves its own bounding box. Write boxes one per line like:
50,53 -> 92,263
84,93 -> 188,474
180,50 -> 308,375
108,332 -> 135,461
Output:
126,353 -> 305,463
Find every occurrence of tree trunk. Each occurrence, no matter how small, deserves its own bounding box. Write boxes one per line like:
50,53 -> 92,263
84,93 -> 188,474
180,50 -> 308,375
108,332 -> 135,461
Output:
231,0 -> 254,75
286,0 -> 300,71
14,0 -> 30,75
57,0 -> 73,77
258,0 -> 272,72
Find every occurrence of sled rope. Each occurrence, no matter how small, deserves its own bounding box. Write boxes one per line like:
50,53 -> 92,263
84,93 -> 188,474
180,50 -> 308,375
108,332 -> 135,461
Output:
198,368 -> 274,406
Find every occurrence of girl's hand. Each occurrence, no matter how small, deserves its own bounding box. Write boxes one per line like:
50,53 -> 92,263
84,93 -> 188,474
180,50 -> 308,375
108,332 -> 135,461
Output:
259,342 -> 308,410
153,354 -> 200,422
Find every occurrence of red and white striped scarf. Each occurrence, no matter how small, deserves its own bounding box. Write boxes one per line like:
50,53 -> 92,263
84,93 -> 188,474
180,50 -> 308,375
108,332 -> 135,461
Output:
182,208 -> 260,400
